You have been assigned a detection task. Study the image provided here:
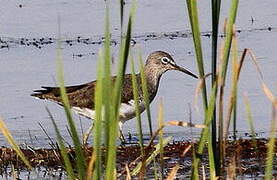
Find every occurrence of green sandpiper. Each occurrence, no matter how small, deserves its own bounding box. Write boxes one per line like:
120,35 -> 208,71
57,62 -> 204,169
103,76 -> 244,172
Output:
31,51 -> 197,131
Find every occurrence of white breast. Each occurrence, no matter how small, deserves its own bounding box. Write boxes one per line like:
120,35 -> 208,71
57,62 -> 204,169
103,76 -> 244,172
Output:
71,99 -> 146,123
119,100 -> 146,122
72,106 -> 96,119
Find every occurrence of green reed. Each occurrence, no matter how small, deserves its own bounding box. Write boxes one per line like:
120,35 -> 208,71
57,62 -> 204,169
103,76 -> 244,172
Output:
264,105 -> 276,180
139,53 -> 153,136
52,1 -> 135,179
105,1 -> 135,179
211,0 -> 221,172
262,85 -> 277,180
186,0 -> 239,177
1,0 -> 276,179
56,22 -> 87,179
131,57 -> 144,153
186,0 -> 208,111
0,119 -> 32,170
218,0 -> 239,168
92,51 -> 104,179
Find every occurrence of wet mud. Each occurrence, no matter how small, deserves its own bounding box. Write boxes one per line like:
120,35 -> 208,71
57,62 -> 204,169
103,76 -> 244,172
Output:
0,138 -> 276,179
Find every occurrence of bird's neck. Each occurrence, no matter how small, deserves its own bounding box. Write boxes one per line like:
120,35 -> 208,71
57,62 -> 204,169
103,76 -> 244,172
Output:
143,65 -> 164,101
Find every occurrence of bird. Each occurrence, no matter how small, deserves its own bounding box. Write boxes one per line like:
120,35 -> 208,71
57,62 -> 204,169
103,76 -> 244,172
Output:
31,51 -> 197,130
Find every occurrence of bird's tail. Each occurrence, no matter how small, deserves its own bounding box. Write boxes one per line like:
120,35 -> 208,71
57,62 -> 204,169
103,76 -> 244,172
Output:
31,86 -> 60,99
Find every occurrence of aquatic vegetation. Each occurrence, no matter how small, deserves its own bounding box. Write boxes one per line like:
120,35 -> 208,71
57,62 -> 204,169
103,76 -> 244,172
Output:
0,0 -> 276,179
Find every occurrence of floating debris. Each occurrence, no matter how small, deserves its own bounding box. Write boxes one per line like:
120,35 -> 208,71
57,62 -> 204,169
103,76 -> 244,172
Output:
0,26 -> 276,50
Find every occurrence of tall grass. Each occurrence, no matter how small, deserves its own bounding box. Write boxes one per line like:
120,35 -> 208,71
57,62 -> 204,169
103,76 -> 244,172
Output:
0,119 -> 32,170
186,0 -> 277,178
53,1 -> 136,179
185,0 -> 245,177
92,51 -> 104,179
262,84 -> 277,180
229,28 -> 239,141
131,58 -> 144,152
139,53 -> 153,136
186,0 -> 208,111
56,20 -> 86,179
157,100 -> 165,179
0,0 -> 275,179
211,0 -> 221,87
102,1 -> 135,179
211,0 -> 221,172
217,1 -> 239,169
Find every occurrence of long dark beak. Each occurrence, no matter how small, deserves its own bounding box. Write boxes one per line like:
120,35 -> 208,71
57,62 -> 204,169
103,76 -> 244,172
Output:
172,64 -> 198,79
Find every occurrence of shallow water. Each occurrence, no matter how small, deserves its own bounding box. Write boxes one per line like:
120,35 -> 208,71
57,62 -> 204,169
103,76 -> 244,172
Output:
0,0 -> 277,147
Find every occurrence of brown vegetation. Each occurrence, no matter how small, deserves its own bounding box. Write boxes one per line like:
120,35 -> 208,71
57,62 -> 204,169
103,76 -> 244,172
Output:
0,138 -> 276,178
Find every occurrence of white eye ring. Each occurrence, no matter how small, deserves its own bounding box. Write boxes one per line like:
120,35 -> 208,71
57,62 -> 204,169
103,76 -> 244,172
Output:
161,57 -> 170,64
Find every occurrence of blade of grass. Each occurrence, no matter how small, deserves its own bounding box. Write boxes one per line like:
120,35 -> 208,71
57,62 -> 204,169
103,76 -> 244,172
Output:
241,92 -> 262,176
192,145 -> 199,179
211,1 -> 221,172
38,122 -> 56,150
211,0 -> 221,85
106,1 -> 136,179
186,1 -> 221,176
192,83 -> 217,178
103,1 -> 112,148
158,99 -> 165,179
103,2 -> 115,177
139,51 -> 159,179
243,93 -> 257,140
186,0 -> 208,110
218,0 -> 239,171
264,104 -> 276,180
207,133 -> 216,179
153,159 -> 159,180
262,83 -> 277,108
167,144 -> 192,179
125,164 -> 132,180
0,118 -> 32,170
131,57 -> 144,152
139,53 -> 153,136
166,164 -> 180,180
220,0 -> 239,82
131,56 -> 147,179
56,22 -> 86,179
118,125 -> 166,179
87,152 -> 96,180
92,50 -> 105,179
224,48 -> 260,139
113,1 -> 136,112
139,50 -> 159,178
48,111 -> 75,180
131,136 -> 172,176
261,83 -> 277,180
218,0 -> 240,147
224,26 -> 239,140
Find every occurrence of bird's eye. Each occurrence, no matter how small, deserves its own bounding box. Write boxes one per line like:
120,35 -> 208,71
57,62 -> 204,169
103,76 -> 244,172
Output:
161,57 -> 170,64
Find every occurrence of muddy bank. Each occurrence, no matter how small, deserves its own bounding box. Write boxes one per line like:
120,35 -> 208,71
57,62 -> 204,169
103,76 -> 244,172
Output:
0,138 -> 276,179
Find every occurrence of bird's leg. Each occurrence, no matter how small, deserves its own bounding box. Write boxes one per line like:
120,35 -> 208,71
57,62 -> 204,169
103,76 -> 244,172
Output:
83,122 -> 94,145
118,121 -> 127,145
119,130 -> 126,145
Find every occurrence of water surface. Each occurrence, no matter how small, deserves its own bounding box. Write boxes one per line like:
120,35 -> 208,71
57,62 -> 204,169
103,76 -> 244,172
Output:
0,0 -> 277,147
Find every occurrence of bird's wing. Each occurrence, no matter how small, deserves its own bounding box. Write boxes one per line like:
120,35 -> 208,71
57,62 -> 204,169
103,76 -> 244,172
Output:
31,81 -> 96,109
31,74 -> 143,109
121,74 -> 143,104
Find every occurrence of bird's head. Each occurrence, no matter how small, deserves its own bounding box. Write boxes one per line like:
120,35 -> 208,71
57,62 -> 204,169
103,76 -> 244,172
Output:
145,51 -> 198,78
